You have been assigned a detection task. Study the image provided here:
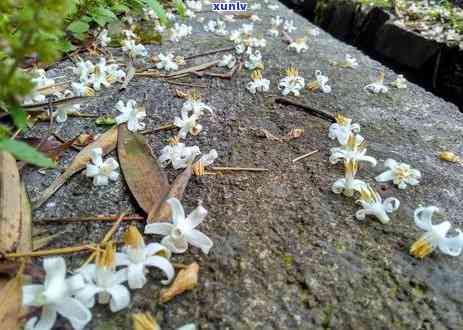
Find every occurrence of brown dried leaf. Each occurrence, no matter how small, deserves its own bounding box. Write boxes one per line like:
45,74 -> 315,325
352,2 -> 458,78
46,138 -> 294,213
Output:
74,132 -> 95,147
23,136 -> 77,162
147,165 -> 192,223
174,89 -> 190,99
118,124 -> 169,214
160,262 -> 199,303
0,272 -> 23,329
33,126 -> 118,209
18,182 -> 32,253
132,312 -> 160,330
287,128 -> 305,140
0,151 -> 21,252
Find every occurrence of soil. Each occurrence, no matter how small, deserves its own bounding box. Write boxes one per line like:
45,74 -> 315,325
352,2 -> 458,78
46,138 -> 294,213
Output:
22,1 -> 463,329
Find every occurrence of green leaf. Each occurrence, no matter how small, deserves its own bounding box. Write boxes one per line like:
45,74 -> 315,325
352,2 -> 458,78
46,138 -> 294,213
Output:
67,20 -> 89,34
8,105 -> 27,130
145,0 -> 168,26
112,3 -> 130,13
60,39 -> 77,53
91,6 -> 118,27
0,139 -> 55,168
175,0 -> 186,19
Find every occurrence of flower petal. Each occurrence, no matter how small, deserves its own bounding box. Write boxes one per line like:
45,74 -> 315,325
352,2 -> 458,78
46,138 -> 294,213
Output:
115,252 -> 131,266
375,170 -> 394,183
145,255 -> 175,285
184,229 -> 213,254
384,159 -> 398,170
383,197 -> 400,213
31,306 -> 57,330
145,242 -> 172,258
161,235 -> 188,254
186,204 -> 208,229
74,284 -> 101,308
22,285 -> 44,306
56,297 -> 92,330
167,198 -> 186,225
127,263 -> 146,289
414,206 -> 439,231
332,178 -> 346,194
107,284 -> 131,312
438,230 -> 463,256
145,223 -> 175,235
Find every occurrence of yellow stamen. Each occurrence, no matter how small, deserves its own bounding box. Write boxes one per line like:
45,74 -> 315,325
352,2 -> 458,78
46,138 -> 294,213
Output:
251,69 -> 263,81
123,226 -> 144,248
439,151 -> 461,163
344,159 -> 358,176
175,56 -> 185,66
192,160 -> 205,176
286,66 -> 299,78
295,37 -> 306,44
190,88 -> 201,101
168,135 -> 181,145
97,241 -> 116,268
410,236 -> 433,258
335,113 -> 350,126
133,312 -> 160,330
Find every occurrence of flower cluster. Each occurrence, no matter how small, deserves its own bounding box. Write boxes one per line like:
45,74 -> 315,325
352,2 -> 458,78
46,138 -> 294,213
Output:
121,29 -> 148,58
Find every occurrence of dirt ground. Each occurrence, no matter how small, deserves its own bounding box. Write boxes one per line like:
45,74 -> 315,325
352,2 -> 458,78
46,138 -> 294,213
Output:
22,1 -> 463,329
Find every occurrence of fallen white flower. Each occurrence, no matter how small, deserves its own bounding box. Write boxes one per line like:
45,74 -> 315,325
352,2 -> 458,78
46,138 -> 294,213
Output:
159,143 -> 201,169
329,134 -> 376,167
145,198 -> 213,254
328,113 -> 362,146
344,54 -> 358,68
23,257 -> 91,330
288,37 -> 308,53
116,226 -> 175,289
156,53 -> 179,71
218,54 -> 236,69
182,90 -> 214,116
97,29 -> 111,47
86,148 -> 120,186
410,206 -> 463,258
355,185 -> 400,224
175,109 -> 202,138
247,70 -> 270,94
332,159 -> 367,197
122,39 -> 148,58
391,74 -> 407,89
364,72 -> 388,94
115,99 -> 146,132
55,104 -> 80,123
244,50 -> 263,70
375,159 -> 421,189
278,66 -> 305,96
283,20 -> 296,33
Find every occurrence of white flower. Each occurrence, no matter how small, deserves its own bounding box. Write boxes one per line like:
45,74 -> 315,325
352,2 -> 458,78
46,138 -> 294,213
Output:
329,134 -> 376,167
235,43 -> 246,54
106,63 -> 126,83
22,257 -> 91,330
391,74 -> 407,89
159,143 -> 201,169
251,36 -> 266,48
122,39 -> 148,58
364,72 -> 389,94
268,26 -> 279,37
288,37 -> 308,53
122,29 -> 137,40
145,198 -> 213,254
143,8 -> 158,20
328,113 -> 362,145
278,66 -> 305,96
76,244 -> 130,312
344,54 -> 358,68
170,23 -> 192,42
198,149 -> 218,167
97,29 -> 111,47
309,28 -> 320,37
115,99 -> 146,132
174,109 -> 202,138
116,226 -> 175,289
92,58 -> 111,91
410,206 -> 463,258
355,185 -> 400,224
71,82 -> 94,97
182,90 -> 213,116
332,159 -> 367,197
375,159 -> 421,189
244,50 -> 263,70
55,104 -> 80,123
72,60 -> 95,83
271,16 -> 283,27
186,0 -> 202,11
86,148 -> 119,186
24,69 -> 55,104
218,54 -> 236,69
229,29 -> 243,44
283,20 -> 296,33
156,53 -> 178,71
314,70 -> 332,93
247,70 -> 270,94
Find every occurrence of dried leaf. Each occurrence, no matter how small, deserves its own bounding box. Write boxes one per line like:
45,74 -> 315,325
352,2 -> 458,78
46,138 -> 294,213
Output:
160,262 -> 199,303
0,151 -> 21,252
118,124 -> 169,214
0,272 -> 23,329
74,132 -> 95,147
18,182 -> 32,253
147,166 -> 192,223
133,312 -> 160,330
33,126 -> 118,209
175,89 -> 190,99
23,136 -> 77,162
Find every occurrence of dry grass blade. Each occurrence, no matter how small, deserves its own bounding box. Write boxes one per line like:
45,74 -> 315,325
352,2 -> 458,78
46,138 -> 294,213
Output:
33,126 -> 118,209
18,182 -> 32,253
165,60 -> 220,78
117,124 -> 169,214
132,312 -> 160,330
147,166 -> 192,223
32,231 -> 66,250
0,151 -> 21,252
0,269 -> 23,329
160,262 -> 199,303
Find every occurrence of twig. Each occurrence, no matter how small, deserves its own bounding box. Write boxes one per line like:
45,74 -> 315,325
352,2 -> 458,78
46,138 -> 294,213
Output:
193,63 -> 239,80
162,79 -> 208,88
210,167 -> 268,172
184,45 -> 235,60
52,133 -> 82,151
165,60 -> 220,78
5,244 -> 96,258
34,214 -> 145,224
292,150 -> 319,163
141,123 -> 176,135
274,97 -> 336,123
